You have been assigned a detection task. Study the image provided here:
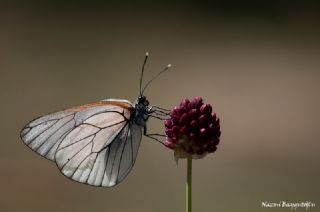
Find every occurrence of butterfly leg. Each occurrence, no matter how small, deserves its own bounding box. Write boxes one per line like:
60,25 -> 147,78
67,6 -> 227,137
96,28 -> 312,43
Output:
148,107 -> 170,120
151,105 -> 171,112
143,125 -> 166,146
148,115 -> 168,120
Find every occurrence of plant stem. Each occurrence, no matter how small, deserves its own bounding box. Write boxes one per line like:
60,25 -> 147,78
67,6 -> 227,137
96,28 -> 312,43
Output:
186,157 -> 192,212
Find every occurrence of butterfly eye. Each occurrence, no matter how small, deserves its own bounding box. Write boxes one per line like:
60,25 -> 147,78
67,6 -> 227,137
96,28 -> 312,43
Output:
138,96 -> 146,102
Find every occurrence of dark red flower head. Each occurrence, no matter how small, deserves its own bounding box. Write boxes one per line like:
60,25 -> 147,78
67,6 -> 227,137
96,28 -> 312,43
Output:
164,97 -> 221,159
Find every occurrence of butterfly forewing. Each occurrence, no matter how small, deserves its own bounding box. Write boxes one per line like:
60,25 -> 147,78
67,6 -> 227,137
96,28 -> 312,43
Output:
21,111 -> 76,161
20,99 -> 143,186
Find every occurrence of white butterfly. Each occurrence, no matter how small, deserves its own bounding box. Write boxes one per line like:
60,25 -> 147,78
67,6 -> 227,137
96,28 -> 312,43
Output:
20,53 -> 171,187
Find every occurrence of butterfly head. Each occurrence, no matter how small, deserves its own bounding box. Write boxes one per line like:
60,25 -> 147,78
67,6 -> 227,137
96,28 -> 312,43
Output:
138,95 -> 149,106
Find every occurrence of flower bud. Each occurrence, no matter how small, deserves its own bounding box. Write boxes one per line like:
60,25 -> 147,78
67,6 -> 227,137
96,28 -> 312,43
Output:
190,119 -> 197,128
180,113 -> 189,125
164,119 -> 173,128
180,126 -> 188,134
188,109 -> 197,118
199,114 -> 206,125
180,98 -> 190,108
172,126 -> 180,135
199,128 -> 206,137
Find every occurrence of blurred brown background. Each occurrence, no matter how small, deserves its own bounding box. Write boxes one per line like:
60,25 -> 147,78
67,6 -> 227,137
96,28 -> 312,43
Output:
1,1 -> 320,212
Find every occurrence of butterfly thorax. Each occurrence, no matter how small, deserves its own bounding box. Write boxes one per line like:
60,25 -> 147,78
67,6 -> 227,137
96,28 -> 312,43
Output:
132,96 -> 151,126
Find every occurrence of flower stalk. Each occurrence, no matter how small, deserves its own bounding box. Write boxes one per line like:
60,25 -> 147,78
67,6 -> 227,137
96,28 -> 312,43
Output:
186,157 -> 192,212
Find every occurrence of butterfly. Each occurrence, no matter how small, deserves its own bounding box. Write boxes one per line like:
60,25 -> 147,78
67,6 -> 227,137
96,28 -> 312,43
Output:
20,52 -> 171,187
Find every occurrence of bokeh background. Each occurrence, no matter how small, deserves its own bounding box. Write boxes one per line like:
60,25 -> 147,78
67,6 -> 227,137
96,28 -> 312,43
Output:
1,1 -> 320,212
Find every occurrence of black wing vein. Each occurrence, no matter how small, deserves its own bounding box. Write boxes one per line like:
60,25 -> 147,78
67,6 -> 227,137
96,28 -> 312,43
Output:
34,116 -> 75,152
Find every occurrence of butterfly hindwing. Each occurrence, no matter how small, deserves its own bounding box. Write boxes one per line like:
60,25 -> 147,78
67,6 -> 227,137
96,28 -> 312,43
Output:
55,114 -> 142,187
117,124 -> 142,183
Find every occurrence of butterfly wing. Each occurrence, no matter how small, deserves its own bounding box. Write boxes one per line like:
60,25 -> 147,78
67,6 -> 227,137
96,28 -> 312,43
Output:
21,99 -> 143,186
55,120 -> 142,187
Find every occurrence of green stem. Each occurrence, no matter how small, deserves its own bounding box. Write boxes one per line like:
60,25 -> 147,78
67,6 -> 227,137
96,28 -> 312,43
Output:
186,157 -> 192,212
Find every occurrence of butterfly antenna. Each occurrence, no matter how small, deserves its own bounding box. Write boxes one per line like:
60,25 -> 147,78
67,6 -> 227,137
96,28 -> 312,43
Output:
139,52 -> 149,96
142,63 -> 172,95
